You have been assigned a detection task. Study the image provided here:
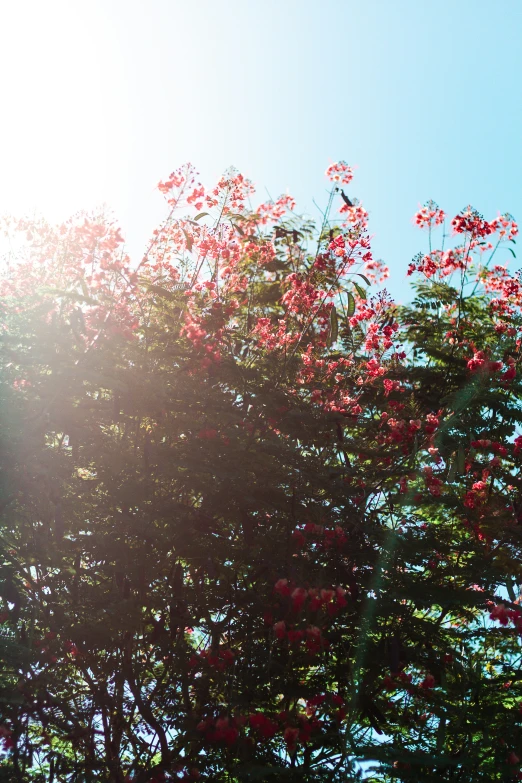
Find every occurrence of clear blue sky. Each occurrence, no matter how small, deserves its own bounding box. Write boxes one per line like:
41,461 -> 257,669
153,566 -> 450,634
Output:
1,0 -> 521,302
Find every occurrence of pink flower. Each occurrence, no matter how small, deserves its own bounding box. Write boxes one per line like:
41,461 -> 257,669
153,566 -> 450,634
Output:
198,428 -> 218,439
514,435 -> 522,456
291,587 -> 307,612
413,200 -> 446,230
273,621 -> 286,639
420,674 -> 436,689
283,726 -> 300,751
325,161 -> 354,185
489,604 -> 511,626
274,578 -> 291,597
320,589 -> 335,603
287,629 -> 304,644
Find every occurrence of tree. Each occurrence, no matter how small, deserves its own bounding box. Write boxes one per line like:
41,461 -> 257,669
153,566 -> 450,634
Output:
0,163 -> 521,781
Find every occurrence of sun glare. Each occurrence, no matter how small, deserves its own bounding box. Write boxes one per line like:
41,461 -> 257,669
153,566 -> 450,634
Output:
0,1 -> 130,223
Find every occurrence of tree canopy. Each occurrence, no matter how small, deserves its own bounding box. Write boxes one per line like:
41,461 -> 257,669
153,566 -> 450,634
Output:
1,163 -> 522,781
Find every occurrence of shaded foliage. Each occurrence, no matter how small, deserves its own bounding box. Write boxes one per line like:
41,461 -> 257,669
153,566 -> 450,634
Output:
0,165 -> 521,781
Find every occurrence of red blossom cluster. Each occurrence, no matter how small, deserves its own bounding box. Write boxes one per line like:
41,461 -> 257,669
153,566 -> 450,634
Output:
270,576 -> 348,653
407,247 -> 477,279
189,646 -> 235,672
413,200 -> 446,229
196,715 -> 242,747
0,724 -> 13,751
291,522 -> 348,552
407,205 -> 518,291
382,670 -> 436,694
257,194 -> 296,223
488,602 -> 522,633
379,412 -> 440,454
466,348 -> 503,374
281,272 -> 325,315
339,202 -> 369,230
463,480 -> 489,509
451,207 -> 496,239
253,316 -> 300,352
470,439 -> 508,457
325,160 -> 354,185
196,708 -> 327,754
158,163 -> 205,209
204,170 -> 255,213
423,465 -> 444,496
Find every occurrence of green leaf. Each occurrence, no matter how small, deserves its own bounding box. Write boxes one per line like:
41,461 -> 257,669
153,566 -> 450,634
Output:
42,288 -> 97,306
328,307 -> 339,347
145,283 -> 185,303
346,291 -> 356,317
232,221 -> 245,236
436,716 -> 446,753
193,212 -> 210,221
80,278 -> 92,301
506,247 -> 517,258
0,579 -> 20,605
182,229 -> 194,253
357,273 -> 371,286
353,282 -> 367,300
447,454 -> 457,483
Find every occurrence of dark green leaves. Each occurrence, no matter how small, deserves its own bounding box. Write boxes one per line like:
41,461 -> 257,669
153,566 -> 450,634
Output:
328,307 -> 339,347
182,228 -> 194,252
353,281 -> 367,299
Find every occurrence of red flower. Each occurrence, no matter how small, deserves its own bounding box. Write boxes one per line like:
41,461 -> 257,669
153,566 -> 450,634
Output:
420,674 -> 436,689
514,435 -> 522,456
283,726 -> 299,752
320,588 -> 335,604
413,200 -> 446,230
291,587 -> 307,613
274,578 -> 291,597
249,713 -> 278,740
64,640 -> 79,656
489,604 -> 511,626
287,629 -> 304,645
198,428 -> 218,439
273,621 -> 286,639
325,161 -> 354,185
263,610 -> 273,626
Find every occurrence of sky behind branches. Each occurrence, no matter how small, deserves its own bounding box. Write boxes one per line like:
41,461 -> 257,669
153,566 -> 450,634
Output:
1,0 -> 521,301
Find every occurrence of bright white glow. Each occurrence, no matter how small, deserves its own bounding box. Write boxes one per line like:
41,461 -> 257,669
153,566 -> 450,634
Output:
0,1 -> 131,222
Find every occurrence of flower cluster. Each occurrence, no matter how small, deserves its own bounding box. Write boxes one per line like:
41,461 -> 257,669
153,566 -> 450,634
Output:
196,709 -> 326,754
488,602 -> 522,633
463,477 -> 490,509
325,160 -> 354,185
413,200 -> 446,229
451,207 -> 495,238
291,522 -> 348,552
467,349 -> 503,374
257,194 -> 296,223
189,646 -> 235,672
158,163 -> 204,209
205,169 -> 255,213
